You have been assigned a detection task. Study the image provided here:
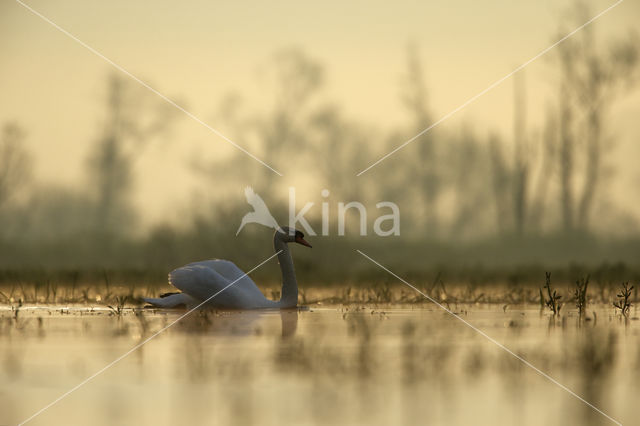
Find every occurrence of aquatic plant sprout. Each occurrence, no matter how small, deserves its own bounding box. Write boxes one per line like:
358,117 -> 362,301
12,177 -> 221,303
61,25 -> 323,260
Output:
356,249 -> 622,426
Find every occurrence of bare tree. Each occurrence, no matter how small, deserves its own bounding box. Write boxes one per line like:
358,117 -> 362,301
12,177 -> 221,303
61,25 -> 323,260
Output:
558,83 -> 575,232
487,73 -> 533,236
309,106 -> 367,202
399,43 -> 441,237
0,123 -> 31,210
552,3 -> 638,232
257,48 -> 325,198
488,133 -> 511,234
88,73 -> 176,239
512,72 -> 529,236
527,110 -> 556,232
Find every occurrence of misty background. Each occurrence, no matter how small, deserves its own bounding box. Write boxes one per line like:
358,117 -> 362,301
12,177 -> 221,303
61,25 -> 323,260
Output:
1,0 -> 639,284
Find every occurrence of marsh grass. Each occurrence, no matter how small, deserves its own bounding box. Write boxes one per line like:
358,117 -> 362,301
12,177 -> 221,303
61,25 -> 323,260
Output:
0,268 -> 636,310
371,282 -> 392,303
12,298 -> 22,321
0,280 -> 623,308
107,295 -> 129,316
574,275 -> 589,315
613,282 -> 633,317
542,272 -> 562,315
0,270 -> 166,307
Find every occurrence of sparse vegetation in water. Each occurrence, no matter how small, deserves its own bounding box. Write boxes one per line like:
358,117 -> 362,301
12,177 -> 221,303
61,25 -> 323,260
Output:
613,282 -> 633,317
0,268 -> 636,308
371,282 -> 392,303
574,275 -> 589,315
108,295 -> 128,316
541,272 -> 562,315
13,298 -> 23,321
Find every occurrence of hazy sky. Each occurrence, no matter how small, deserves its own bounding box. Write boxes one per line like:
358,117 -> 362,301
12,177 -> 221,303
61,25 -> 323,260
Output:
1,0 -> 639,226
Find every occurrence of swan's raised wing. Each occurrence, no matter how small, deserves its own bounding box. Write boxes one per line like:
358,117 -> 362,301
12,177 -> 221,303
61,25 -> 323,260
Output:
169,260 -> 267,308
169,264 -> 230,302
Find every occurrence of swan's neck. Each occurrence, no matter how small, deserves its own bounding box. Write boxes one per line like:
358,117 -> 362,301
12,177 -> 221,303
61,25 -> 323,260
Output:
274,238 -> 297,308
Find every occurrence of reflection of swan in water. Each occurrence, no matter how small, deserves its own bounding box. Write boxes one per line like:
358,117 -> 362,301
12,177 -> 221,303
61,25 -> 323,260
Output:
143,227 -> 311,309
177,309 -> 298,338
280,309 -> 298,338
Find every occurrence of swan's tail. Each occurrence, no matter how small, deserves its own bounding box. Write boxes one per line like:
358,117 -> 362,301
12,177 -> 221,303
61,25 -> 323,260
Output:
142,292 -> 198,309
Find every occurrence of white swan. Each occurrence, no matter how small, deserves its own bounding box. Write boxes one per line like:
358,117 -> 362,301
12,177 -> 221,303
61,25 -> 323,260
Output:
143,227 -> 311,309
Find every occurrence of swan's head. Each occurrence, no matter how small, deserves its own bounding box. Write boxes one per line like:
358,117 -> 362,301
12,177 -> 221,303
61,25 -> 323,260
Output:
276,226 -> 312,248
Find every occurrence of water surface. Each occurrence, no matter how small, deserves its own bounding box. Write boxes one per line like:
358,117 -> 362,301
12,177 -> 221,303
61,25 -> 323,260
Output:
1,304 -> 639,425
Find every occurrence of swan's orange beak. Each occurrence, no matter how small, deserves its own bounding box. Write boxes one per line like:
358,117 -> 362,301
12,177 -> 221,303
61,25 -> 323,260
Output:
295,236 -> 312,248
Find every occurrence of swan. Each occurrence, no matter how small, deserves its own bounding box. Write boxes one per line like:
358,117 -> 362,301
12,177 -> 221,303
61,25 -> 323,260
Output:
143,227 -> 311,309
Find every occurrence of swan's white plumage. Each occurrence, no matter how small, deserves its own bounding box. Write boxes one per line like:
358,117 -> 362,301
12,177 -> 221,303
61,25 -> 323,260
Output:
167,260 -> 278,309
142,292 -> 199,309
143,226 -> 309,310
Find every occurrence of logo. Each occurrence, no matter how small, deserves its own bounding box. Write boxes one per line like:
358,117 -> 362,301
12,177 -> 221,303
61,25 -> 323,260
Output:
237,187 -> 400,236
236,187 -> 280,235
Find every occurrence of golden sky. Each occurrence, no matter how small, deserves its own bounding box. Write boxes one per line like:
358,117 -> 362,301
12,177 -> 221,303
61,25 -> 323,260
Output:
1,0 -> 639,226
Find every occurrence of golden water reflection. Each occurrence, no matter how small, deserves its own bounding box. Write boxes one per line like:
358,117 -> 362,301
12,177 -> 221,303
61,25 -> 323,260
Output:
1,305 -> 639,425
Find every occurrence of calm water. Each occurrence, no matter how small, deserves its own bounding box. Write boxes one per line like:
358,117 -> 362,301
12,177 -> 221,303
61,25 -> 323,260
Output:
1,304 -> 639,425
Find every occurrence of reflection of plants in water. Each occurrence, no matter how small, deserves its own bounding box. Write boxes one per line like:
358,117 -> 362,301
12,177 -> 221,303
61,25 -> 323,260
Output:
463,348 -> 485,380
400,320 -> 437,384
2,304 -> 637,426
575,330 -> 616,378
571,328 -> 618,424
349,314 -> 373,378
613,282 -> 633,317
272,313 -> 378,380
133,308 -> 149,337
399,319 -> 457,385
273,314 -> 463,386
